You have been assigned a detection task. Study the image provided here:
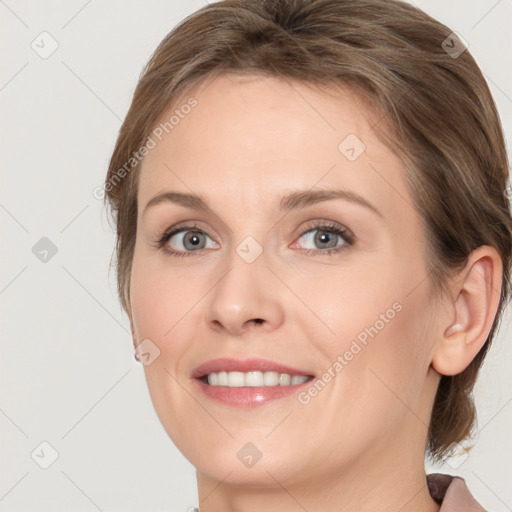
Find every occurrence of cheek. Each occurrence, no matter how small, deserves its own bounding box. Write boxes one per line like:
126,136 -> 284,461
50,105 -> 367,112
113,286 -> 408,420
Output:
290,257 -> 433,405
329,278 -> 435,421
130,252 -> 204,343
129,256 -> 203,443
282,257 -> 399,344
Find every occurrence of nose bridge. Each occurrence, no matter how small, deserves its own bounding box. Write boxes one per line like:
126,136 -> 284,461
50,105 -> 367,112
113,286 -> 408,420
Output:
204,241 -> 285,334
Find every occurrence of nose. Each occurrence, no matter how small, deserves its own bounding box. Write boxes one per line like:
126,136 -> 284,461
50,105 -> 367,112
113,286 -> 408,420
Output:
204,251 -> 285,336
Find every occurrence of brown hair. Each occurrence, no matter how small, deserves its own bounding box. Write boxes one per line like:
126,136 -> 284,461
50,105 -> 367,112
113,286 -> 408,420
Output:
104,0 -> 512,462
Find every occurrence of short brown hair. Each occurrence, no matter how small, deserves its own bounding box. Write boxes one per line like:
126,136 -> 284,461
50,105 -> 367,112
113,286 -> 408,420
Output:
104,0 -> 512,461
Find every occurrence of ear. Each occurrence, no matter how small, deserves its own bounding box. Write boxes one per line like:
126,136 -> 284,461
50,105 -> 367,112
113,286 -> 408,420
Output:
432,245 -> 503,376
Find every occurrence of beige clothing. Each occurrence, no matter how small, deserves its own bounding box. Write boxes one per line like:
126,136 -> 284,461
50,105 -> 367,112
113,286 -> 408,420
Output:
427,473 -> 487,511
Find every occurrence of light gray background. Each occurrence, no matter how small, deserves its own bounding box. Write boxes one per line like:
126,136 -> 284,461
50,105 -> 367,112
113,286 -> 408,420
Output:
1,1 -> 511,511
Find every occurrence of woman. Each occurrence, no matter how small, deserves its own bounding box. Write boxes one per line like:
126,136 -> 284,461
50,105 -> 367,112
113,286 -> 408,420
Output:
103,0 -> 511,510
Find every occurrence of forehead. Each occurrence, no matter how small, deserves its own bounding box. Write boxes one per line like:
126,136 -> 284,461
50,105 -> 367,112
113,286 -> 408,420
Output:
137,73 -> 411,221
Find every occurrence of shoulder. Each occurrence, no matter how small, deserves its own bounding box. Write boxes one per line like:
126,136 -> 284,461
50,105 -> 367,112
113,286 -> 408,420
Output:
427,473 -> 488,511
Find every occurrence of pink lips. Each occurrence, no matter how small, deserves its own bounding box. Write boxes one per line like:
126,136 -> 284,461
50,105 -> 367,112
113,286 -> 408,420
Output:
191,357 -> 315,408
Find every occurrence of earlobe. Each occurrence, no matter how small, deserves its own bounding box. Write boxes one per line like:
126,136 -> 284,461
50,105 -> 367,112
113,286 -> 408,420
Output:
431,246 -> 502,376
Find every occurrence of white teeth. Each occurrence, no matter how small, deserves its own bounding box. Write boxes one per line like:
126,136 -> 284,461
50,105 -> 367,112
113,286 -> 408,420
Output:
291,375 -> 308,385
245,371 -> 263,387
264,371 -> 279,386
206,371 -> 310,387
227,371 -> 245,387
279,373 -> 291,386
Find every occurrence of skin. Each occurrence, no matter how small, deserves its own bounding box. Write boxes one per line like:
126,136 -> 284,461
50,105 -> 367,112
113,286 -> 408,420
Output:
128,72 -> 502,512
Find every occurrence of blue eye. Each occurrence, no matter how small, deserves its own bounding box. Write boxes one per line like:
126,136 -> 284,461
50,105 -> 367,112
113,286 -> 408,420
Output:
154,221 -> 354,258
161,229 -> 217,255
296,225 -> 352,254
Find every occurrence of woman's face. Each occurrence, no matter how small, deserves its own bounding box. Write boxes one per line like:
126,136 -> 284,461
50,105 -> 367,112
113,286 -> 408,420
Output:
130,73 -> 443,488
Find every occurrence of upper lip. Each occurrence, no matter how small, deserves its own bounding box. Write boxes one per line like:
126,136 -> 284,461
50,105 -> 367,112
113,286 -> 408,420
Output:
192,357 -> 315,379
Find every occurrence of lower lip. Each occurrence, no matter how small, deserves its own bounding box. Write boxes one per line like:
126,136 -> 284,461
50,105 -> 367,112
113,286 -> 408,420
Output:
193,377 -> 313,408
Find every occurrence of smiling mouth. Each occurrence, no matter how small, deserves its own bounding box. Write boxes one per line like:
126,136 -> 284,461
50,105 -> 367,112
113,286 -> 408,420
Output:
199,370 -> 315,387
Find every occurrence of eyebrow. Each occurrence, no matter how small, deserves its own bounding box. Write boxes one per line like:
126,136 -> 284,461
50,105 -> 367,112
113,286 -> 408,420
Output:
143,188 -> 383,218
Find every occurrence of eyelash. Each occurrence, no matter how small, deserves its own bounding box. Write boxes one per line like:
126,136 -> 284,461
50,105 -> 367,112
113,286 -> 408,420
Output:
153,220 -> 355,258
